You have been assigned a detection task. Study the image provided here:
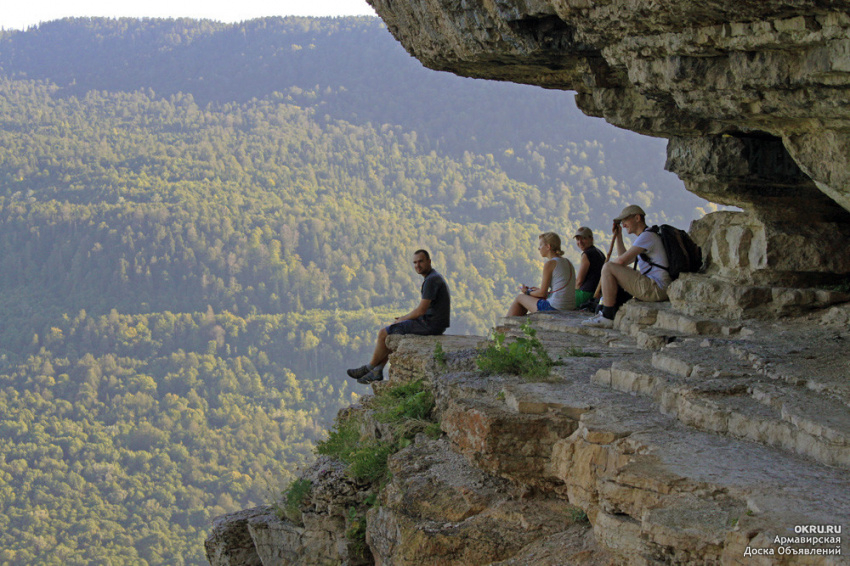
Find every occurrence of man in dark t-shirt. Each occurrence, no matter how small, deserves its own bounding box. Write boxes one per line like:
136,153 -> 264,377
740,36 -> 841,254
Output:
574,226 -> 606,308
347,249 -> 451,384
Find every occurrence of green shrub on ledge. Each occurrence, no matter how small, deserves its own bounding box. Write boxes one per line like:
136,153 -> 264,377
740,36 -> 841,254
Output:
316,380 -> 438,484
476,321 -> 553,380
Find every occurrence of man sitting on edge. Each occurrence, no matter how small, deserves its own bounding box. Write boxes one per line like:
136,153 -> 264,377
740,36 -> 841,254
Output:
582,204 -> 671,329
347,249 -> 451,384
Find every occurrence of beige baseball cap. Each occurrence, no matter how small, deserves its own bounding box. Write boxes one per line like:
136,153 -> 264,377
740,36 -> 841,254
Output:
614,204 -> 646,222
574,227 -> 593,239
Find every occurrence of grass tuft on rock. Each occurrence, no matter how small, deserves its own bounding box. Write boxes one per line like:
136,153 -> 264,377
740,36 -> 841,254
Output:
276,478 -> 312,524
562,346 -> 601,358
476,321 -> 553,380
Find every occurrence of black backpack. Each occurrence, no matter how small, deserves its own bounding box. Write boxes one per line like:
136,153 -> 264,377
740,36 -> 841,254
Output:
640,225 -> 702,280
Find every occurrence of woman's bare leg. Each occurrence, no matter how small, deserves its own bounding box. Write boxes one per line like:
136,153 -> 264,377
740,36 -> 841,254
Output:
507,294 -> 539,316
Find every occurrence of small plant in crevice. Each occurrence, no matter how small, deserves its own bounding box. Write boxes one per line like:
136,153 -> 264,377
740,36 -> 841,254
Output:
276,478 -> 312,524
346,506 -> 369,560
567,506 -> 589,524
363,491 -> 379,508
423,421 -> 442,439
433,341 -> 448,370
562,346 -> 601,358
476,320 -> 553,380
823,279 -> 850,294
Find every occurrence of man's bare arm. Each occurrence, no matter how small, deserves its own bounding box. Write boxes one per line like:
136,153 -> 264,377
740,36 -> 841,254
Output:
396,299 -> 431,322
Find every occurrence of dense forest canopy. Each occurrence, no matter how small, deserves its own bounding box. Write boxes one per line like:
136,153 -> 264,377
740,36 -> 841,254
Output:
0,16 -> 717,565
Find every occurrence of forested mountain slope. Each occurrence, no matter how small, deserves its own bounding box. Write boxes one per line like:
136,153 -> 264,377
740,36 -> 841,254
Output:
0,17 -> 714,565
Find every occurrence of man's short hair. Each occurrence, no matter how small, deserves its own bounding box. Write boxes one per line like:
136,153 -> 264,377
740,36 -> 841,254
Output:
413,249 -> 430,260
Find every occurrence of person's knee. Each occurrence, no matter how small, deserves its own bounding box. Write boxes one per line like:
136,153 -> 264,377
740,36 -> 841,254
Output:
378,327 -> 388,340
605,263 -> 628,283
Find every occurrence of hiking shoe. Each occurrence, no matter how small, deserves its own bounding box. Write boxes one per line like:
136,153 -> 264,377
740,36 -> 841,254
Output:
347,365 -> 371,380
581,314 -> 614,329
357,368 -> 384,385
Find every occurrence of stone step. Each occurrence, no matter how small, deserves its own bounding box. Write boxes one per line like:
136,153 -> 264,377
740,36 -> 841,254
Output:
595,356 -> 850,469
650,339 -> 758,379
437,362 -> 850,562
615,302 -> 748,353
498,313 -> 640,352
498,312 -> 615,337
668,272 -> 850,320
619,301 -> 745,336
632,326 -> 689,350
728,335 -> 850,410
751,382 -> 850,448
653,340 -> 850,449
550,388 -> 850,563
499,328 -> 639,361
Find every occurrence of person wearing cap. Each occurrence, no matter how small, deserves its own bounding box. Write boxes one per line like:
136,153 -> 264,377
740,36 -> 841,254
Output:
582,205 -> 671,328
573,226 -> 606,309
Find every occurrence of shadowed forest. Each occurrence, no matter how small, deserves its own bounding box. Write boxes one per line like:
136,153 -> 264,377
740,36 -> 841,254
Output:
0,16 -> 715,564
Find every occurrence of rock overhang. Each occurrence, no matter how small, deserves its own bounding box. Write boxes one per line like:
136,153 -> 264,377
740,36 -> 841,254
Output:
366,0 -> 850,219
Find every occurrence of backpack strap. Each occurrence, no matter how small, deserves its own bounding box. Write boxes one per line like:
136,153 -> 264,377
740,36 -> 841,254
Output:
639,255 -> 669,272
638,226 -> 669,272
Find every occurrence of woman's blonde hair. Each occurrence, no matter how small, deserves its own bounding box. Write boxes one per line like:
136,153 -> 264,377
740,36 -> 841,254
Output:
538,232 -> 565,257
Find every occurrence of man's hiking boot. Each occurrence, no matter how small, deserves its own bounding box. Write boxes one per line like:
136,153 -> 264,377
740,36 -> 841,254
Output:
357,367 -> 384,385
581,313 -> 614,329
347,365 -> 371,380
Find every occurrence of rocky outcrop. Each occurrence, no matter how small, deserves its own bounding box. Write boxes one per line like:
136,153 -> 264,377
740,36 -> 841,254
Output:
207,304 -> 850,564
365,0 -> 850,213
205,456 -> 375,566
365,0 -> 850,315
366,436 -> 607,565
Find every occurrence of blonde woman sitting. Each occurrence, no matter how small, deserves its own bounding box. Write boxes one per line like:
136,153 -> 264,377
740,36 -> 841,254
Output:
507,232 -> 576,316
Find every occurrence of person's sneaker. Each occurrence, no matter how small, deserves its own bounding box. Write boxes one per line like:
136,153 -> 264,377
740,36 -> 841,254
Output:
357,367 -> 384,384
581,313 -> 614,329
347,365 -> 371,380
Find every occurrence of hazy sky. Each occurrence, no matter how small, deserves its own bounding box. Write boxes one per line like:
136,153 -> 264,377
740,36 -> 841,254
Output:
0,0 -> 377,30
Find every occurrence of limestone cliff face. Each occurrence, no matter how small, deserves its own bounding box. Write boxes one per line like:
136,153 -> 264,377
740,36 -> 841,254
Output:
366,0 -> 850,216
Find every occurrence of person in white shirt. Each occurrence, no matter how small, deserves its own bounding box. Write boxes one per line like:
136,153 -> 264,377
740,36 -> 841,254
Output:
582,205 -> 670,328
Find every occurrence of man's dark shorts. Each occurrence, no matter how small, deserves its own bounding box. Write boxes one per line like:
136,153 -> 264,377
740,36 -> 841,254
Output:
386,319 -> 446,336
